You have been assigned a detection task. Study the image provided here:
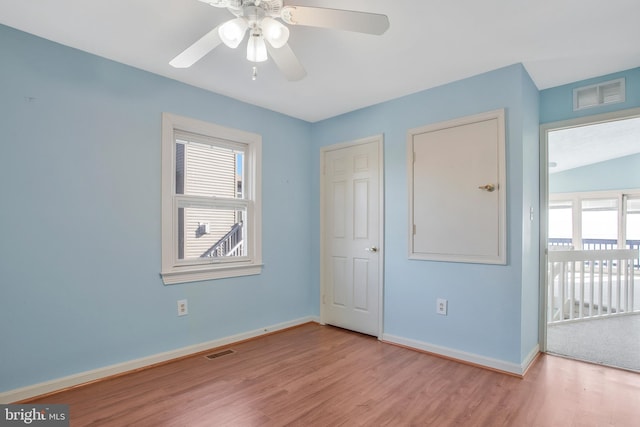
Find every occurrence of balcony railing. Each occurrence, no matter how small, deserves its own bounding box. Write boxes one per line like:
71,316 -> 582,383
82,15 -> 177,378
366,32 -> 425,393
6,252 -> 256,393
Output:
547,248 -> 639,324
200,222 -> 243,258
549,238 -> 640,269
549,237 -> 640,251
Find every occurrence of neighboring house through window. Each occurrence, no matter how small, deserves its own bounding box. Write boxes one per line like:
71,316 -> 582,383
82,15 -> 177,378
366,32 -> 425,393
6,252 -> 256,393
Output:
161,113 -> 262,284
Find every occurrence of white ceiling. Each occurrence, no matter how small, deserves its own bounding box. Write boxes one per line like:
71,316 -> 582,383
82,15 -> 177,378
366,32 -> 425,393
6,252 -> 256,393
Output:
1,0 -> 639,122
548,116 -> 640,173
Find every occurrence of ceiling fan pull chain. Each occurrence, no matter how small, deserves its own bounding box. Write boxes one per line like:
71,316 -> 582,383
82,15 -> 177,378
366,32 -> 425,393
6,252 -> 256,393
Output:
252,66 -> 258,81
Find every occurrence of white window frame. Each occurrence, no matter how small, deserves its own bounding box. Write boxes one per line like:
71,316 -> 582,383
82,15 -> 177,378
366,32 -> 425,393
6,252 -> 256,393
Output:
549,189 -> 640,249
161,113 -> 262,285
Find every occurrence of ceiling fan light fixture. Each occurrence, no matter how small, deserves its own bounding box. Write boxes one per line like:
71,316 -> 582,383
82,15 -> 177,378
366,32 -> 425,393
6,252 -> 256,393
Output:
261,17 -> 290,48
173,1 -> 389,81
219,18 -> 248,48
247,33 -> 268,62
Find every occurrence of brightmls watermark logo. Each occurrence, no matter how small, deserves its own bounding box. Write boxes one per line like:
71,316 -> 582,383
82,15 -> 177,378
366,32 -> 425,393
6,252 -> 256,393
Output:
1,405 -> 68,426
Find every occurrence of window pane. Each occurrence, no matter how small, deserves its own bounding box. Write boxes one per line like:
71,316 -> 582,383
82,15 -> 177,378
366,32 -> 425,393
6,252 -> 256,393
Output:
236,151 -> 244,198
176,142 -> 185,195
549,200 -> 573,243
175,137 -> 244,199
627,197 -> 640,243
177,206 -> 246,260
582,198 -> 618,249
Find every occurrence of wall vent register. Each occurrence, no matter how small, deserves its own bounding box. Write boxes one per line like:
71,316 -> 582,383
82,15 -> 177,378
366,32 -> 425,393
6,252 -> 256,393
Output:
573,78 -> 625,111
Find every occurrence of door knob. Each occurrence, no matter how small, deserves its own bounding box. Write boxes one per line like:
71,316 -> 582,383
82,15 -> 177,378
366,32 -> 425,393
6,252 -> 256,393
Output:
365,246 -> 378,253
478,184 -> 496,192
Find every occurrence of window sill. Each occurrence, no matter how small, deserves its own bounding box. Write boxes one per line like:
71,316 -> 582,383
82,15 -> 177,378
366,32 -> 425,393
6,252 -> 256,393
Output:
161,263 -> 263,285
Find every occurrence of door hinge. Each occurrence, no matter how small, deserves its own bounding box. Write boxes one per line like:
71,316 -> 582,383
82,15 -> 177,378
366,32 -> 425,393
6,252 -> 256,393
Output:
413,224 -> 416,235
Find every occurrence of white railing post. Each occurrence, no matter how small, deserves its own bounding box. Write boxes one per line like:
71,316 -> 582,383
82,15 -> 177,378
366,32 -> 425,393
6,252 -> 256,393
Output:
608,258 -> 614,314
630,262 -> 635,312
598,261 -> 604,316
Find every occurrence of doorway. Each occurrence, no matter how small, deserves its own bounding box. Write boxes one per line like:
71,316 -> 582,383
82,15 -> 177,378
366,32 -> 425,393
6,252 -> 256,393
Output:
320,135 -> 384,337
541,109 -> 640,372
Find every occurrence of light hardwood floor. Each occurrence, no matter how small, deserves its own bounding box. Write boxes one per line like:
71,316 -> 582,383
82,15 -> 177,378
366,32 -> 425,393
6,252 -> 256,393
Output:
28,323 -> 640,426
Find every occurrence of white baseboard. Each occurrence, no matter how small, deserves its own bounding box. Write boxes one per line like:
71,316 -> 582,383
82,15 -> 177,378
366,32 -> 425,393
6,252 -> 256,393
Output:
381,333 -> 539,376
0,316 -> 319,404
521,343 -> 541,374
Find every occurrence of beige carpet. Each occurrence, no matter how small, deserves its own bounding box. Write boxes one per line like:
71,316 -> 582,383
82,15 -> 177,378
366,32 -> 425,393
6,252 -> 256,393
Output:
547,313 -> 640,372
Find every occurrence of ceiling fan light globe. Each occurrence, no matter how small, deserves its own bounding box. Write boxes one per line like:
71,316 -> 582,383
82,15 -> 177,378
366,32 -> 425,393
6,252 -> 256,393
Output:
247,35 -> 268,62
261,17 -> 290,49
219,18 -> 248,48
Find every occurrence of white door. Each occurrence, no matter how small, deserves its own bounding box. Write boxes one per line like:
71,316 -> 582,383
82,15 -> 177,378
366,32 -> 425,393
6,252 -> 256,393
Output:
321,136 -> 383,337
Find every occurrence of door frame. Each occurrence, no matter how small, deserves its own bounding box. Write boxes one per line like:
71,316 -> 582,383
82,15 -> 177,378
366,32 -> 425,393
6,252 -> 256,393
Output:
320,134 -> 385,338
538,106 -> 640,352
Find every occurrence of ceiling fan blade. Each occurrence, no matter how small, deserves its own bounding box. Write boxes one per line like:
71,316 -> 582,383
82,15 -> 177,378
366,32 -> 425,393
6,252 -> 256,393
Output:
170,25 -> 223,68
281,6 -> 389,35
266,43 -> 307,81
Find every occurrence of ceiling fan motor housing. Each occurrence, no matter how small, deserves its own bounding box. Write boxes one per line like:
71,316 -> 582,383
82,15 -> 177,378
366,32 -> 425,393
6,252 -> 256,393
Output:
244,5 -> 267,25
201,0 -> 284,18
251,0 -> 284,16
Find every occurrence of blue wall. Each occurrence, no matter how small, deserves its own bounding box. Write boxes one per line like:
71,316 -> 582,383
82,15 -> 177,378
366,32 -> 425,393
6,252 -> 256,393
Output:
550,153 -> 640,193
519,71 -> 541,360
4,20 -> 636,396
311,64 -> 540,366
0,25 -> 314,393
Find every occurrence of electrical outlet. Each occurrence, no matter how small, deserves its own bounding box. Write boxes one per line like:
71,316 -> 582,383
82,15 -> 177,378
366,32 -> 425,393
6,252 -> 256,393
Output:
436,298 -> 448,316
177,299 -> 188,316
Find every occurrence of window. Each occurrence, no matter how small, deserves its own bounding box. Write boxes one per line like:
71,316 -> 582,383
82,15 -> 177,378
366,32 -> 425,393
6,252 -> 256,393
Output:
581,198 -> 619,249
625,196 -> 640,255
548,191 -> 640,252
548,200 -> 573,247
161,113 -> 262,284
627,198 -> 640,236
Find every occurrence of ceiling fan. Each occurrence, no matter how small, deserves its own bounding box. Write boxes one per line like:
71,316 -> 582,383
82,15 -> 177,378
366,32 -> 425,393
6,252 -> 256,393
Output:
170,0 -> 390,81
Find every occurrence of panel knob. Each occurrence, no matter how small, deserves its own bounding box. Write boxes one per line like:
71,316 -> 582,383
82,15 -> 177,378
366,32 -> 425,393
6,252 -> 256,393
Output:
478,184 -> 496,192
